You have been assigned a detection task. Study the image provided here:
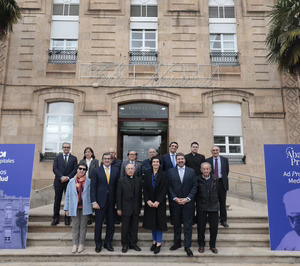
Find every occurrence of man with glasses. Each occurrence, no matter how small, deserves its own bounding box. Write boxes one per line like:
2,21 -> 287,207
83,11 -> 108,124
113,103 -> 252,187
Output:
207,146 -> 230,228
52,142 -> 78,226
120,150 -> 142,179
91,152 -> 120,253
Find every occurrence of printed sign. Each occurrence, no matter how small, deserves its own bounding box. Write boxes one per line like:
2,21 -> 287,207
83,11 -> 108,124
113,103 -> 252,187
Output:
264,144 -> 300,250
0,144 -> 35,249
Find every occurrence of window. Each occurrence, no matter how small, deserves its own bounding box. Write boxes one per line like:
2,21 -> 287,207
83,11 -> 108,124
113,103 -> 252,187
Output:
210,34 -> 236,52
51,39 -> 78,50
53,3 -> 79,16
131,5 -> 157,17
5,205 -> 12,224
43,102 -> 74,154
131,30 -> 157,51
213,103 -> 243,155
209,6 -> 235,18
4,229 -> 11,243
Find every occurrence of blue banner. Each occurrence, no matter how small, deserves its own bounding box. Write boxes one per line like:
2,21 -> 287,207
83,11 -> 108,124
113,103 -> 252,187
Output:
0,144 -> 35,249
264,144 -> 300,251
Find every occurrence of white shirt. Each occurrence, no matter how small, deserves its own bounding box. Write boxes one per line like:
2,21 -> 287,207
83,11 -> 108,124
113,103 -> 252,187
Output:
177,165 -> 185,183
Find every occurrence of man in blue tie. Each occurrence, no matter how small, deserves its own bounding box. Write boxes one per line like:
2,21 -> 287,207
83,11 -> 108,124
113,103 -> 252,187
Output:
162,142 -> 179,172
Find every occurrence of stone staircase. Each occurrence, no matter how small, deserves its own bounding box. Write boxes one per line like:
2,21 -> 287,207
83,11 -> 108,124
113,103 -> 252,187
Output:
1,198 -> 300,265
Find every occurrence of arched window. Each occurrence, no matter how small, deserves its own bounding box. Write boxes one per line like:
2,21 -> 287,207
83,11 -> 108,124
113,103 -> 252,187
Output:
43,102 -> 74,154
5,205 -> 12,220
213,102 -> 243,155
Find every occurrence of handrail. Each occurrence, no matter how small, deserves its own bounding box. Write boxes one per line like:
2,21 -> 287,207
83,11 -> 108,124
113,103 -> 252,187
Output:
230,171 -> 265,181
32,184 -> 53,193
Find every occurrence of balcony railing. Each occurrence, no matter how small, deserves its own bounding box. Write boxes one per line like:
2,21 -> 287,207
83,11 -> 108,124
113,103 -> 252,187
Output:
48,50 -> 77,64
130,51 -> 158,65
210,52 -> 239,66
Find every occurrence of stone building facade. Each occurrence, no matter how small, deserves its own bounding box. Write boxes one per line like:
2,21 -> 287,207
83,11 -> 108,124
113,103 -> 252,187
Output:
0,0 -> 299,189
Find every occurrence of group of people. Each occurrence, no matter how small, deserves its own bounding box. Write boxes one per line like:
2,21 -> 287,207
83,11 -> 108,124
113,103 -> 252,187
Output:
51,141 -> 229,256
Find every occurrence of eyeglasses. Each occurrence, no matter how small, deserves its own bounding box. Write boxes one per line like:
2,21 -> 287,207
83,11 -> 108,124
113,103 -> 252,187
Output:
78,167 -> 87,171
63,146 -> 70,149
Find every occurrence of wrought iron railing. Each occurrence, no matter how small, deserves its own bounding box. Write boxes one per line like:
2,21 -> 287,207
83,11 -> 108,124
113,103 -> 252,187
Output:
130,51 -> 158,65
48,50 -> 77,64
210,52 -> 239,66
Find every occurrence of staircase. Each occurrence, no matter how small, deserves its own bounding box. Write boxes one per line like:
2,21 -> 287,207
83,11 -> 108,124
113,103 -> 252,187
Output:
1,198 -> 300,265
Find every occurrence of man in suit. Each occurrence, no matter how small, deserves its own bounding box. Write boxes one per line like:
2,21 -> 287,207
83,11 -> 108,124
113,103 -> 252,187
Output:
52,142 -> 78,226
117,164 -> 142,253
185,142 -> 205,176
141,148 -> 157,177
120,150 -> 142,178
168,153 -> 197,257
162,142 -> 178,172
109,147 -> 122,172
207,145 -> 230,228
197,162 -> 220,254
91,152 -> 120,253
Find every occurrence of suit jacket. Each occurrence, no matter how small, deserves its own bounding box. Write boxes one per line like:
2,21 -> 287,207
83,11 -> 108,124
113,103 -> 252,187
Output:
120,160 -> 142,179
185,153 -> 206,176
64,177 -> 93,216
116,175 -> 142,216
141,158 -> 152,176
206,156 -> 229,191
53,153 -> 78,187
79,158 -> 99,178
168,166 -> 197,209
90,165 -> 120,208
162,153 -> 176,172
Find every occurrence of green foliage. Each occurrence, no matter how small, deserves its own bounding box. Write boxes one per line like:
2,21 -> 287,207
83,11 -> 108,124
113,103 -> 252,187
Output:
0,0 -> 23,39
266,0 -> 300,75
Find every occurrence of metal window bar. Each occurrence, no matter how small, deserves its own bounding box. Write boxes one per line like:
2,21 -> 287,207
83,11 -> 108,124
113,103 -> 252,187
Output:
210,52 -> 239,66
130,51 -> 158,65
48,50 -> 77,64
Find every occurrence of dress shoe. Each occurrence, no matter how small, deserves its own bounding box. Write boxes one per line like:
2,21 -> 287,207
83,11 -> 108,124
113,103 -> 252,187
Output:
64,217 -> 71,226
122,246 -> 128,253
72,245 -> 78,253
210,247 -> 218,254
104,243 -> 114,252
170,244 -> 181,251
185,247 -> 194,257
198,246 -> 205,253
154,245 -> 161,254
220,221 -> 229,228
130,244 -> 141,251
87,218 -> 93,225
51,218 -> 59,226
150,243 -> 157,251
78,244 -> 84,253
95,245 -> 101,253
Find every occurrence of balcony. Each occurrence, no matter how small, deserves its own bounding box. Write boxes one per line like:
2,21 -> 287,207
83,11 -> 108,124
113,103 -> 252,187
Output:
130,51 -> 158,65
210,52 -> 239,66
48,50 -> 77,64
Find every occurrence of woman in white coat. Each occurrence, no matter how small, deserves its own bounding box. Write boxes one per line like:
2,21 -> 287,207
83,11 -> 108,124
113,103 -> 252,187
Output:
64,162 -> 93,253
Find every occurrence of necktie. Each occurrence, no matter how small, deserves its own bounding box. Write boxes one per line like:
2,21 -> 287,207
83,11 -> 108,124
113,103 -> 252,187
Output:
215,158 -> 219,178
64,155 -> 67,167
106,167 -> 110,184
172,154 -> 176,167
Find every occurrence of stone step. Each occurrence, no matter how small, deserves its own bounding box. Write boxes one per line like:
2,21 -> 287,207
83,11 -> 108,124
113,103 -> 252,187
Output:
1,246 -> 299,264
26,232 -> 270,247
28,221 -> 269,235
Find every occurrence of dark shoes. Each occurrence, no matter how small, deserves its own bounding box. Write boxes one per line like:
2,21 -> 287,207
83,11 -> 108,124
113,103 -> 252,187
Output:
87,217 -> 93,225
154,245 -> 161,254
95,245 -> 101,253
129,244 -> 141,251
104,243 -> 114,252
64,217 -> 71,226
198,246 -> 205,253
185,247 -> 194,257
122,246 -> 128,253
210,247 -> 218,254
170,244 -> 181,251
220,221 -> 229,228
51,218 -> 59,226
150,243 -> 156,251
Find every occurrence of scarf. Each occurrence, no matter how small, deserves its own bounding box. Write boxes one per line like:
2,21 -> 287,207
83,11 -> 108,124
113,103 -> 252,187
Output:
76,174 -> 86,208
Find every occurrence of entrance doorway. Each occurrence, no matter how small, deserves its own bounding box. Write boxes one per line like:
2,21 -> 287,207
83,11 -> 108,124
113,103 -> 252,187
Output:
118,102 -> 168,161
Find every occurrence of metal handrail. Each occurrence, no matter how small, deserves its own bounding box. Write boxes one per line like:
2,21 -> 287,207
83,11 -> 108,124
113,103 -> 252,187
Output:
129,50 -> 158,65
48,49 -> 77,64
230,171 -> 265,181
210,51 -> 239,66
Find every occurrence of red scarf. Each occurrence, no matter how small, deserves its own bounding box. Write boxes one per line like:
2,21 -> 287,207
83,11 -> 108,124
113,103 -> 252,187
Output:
76,174 -> 86,209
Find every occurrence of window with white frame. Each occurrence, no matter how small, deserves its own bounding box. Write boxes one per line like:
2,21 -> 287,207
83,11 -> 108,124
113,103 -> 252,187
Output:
5,205 -> 12,222
51,39 -> 78,50
53,1 -> 80,16
131,4 -> 157,17
210,34 -> 236,52
43,102 -> 74,154
213,103 -> 243,155
209,3 -> 235,18
131,29 -> 157,51
4,229 -> 11,243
